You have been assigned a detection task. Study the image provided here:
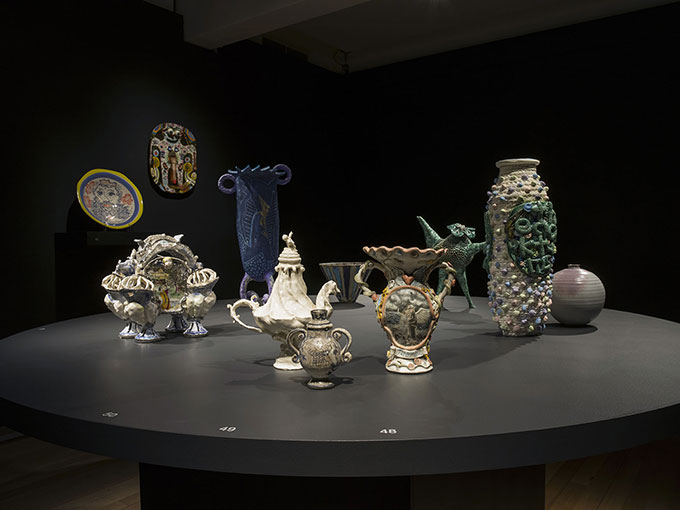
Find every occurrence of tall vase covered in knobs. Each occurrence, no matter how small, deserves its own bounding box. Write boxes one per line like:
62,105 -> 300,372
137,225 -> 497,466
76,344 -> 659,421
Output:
484,158 -> 557,336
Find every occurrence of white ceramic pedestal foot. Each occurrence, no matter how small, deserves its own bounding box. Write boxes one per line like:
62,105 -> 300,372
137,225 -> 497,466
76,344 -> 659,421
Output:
273,355 -> 303,370
307,379 -> 334,389
385,362 -> 433,374
119,321 -> 140,339
385,353 -> 433,374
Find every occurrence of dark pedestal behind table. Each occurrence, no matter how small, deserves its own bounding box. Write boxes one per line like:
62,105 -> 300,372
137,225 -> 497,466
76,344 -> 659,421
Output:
2,297 -> 680,509
54,231 -> 152,321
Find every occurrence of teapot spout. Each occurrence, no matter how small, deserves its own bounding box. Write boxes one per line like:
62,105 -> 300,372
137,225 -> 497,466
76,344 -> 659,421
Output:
315,280 -> 339,318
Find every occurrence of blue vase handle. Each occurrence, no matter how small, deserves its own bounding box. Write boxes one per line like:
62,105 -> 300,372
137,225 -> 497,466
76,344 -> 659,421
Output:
273,164 -> 292,186
217,173 -> 236,194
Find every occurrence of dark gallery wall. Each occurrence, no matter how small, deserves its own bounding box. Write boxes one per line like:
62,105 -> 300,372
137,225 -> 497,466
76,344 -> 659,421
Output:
2,0 -> 679,340
338,3 -> 680,322
1,0 -> 342,339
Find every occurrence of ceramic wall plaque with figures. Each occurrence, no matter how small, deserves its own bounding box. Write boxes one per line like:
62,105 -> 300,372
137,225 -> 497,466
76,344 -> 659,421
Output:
149,122 -> 197,194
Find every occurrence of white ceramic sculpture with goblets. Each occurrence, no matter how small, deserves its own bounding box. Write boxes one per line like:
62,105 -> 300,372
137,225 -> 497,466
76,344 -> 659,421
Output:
119,274 -> 161,342
102,234 -> 219,341
183,268 -> 219,337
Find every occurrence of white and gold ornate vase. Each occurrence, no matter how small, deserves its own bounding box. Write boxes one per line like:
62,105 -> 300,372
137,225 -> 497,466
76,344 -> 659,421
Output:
355,246 -> 455,374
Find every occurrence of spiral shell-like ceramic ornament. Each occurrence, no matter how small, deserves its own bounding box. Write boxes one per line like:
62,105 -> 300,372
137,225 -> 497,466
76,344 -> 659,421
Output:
101,273 -> 123,291
120,274 -> 155,291
188,268 -> 218,288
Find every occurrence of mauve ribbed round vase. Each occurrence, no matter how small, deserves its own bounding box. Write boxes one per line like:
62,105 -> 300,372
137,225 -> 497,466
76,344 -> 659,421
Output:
550,264 -> 606,326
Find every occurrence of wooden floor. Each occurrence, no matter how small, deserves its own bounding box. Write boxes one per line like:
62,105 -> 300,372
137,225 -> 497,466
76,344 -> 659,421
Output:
1,427 -> 680,509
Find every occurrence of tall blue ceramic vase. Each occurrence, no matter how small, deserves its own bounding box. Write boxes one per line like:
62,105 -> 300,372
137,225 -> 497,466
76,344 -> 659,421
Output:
218,164 -> 291,302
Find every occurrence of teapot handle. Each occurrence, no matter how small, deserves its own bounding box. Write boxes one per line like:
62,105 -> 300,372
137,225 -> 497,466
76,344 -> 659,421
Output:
227,298 -> 263,333
436,262 -> 457,302
286,328 -> 306,363
332,328 -> 353,363
354,260 -> 386,302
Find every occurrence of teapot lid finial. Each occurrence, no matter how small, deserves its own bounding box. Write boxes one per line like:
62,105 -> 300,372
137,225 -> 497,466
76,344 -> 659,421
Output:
282,231 -> 296,251
278,231 -> 302,265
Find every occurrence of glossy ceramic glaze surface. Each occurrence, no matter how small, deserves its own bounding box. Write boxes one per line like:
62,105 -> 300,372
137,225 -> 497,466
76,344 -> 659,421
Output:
228,232 -> 337,370
76,169 -> 143,229
149,122 -> 197,194
319,262 -> 369,303
484,158 -> 556,336
551,264 -> 606,326
218,164 -> 292,302
357,246 -> 454,374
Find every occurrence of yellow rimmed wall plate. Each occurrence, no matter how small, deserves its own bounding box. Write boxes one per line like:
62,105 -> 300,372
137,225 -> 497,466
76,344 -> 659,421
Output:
76,169 -> 144,229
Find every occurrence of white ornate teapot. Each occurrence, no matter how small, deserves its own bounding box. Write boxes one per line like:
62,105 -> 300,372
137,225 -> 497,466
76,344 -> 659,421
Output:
228,232 -> 338,370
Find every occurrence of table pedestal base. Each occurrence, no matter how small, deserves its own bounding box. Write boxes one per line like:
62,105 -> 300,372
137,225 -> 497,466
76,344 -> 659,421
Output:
139,463 -> 545,509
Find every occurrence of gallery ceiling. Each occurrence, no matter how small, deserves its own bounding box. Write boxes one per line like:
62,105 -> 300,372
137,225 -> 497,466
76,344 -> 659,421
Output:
145,0 -> 675,73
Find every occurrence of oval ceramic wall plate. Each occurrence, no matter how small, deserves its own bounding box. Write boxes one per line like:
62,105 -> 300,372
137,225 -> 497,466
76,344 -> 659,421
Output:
76,169 -> 143,229
149,122 -> 197,194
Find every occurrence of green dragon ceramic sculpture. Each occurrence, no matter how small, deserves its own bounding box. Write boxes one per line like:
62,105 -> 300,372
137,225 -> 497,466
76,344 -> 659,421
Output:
417,216 -> 486,308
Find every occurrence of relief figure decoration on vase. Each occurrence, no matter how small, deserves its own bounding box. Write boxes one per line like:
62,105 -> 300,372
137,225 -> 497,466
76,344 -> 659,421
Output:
218,164 -> 291,303
417,216 -> 486,308
355,246 -> 456,374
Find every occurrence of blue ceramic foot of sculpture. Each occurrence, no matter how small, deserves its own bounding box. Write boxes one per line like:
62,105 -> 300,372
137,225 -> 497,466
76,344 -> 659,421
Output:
119,321 -> 140,339
220,165 -> 291,306
183,319 -> 208,337
165,313 -> 188,333
135,326 -> 161,343
242,272 -> 270,304
239,273 -> 252,300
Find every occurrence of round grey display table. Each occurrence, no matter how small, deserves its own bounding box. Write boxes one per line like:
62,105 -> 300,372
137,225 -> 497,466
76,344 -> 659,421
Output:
2,296 -> 680,509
